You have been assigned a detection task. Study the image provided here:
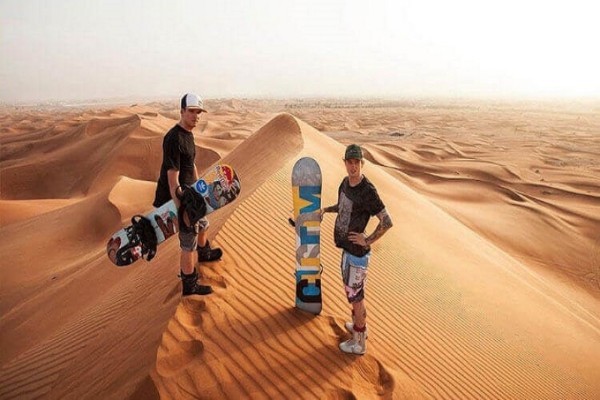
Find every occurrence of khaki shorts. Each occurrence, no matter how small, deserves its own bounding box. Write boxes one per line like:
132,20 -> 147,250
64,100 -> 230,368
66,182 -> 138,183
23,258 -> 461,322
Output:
179,217 -> 209,252
340,250 -> 370,303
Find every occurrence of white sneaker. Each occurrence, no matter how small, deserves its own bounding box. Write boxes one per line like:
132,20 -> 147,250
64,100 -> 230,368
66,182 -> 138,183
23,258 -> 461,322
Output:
344,321 -> 368,339
339,331 -> 366,355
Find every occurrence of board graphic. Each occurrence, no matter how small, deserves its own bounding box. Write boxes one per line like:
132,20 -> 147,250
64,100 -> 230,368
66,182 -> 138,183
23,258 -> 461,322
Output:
291,157 -> 322,314
107,164 -> 240,267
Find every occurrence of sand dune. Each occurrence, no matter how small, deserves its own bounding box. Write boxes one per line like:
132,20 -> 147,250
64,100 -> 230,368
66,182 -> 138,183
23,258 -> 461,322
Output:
359,133 -> 600,297
1,99 -> 599,399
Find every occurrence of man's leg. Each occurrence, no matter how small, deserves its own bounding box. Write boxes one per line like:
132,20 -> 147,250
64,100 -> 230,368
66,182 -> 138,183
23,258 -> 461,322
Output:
339,251 -> 369,355
340,298 -> 367,355
353,300 -> 366,330
180,223 -> 212,296
197,228 -> 208,248
196,218 -> 223,262
180,249 -> 195,275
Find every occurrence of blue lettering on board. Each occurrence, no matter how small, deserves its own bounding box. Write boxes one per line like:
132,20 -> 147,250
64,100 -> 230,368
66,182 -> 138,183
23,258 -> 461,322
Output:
299,186 -> 320,213
300,226 -> 319,245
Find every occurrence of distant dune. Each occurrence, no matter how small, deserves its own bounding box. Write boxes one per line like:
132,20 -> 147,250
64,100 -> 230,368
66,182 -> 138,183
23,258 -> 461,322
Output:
1,99 -> 599,399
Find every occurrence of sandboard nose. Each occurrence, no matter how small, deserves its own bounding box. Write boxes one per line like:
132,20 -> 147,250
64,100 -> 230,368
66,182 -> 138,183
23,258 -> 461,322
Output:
292,157 -> 322,187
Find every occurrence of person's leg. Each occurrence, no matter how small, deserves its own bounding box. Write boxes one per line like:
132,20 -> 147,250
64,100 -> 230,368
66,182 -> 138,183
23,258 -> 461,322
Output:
340,299 -> 367,355
180,223 -> 212,296
196,218 -> 223,262
339,251 -> 369,355
352,300 -> 366,330
180,249 -> 195,275
345,302 -> 369,338
340,251 -> 353,326
197,227 -> 208,248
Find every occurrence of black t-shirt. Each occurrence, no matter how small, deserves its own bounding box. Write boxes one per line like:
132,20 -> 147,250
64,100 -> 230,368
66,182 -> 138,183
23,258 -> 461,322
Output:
153,124 -> 196,207
334,176 -> 385,257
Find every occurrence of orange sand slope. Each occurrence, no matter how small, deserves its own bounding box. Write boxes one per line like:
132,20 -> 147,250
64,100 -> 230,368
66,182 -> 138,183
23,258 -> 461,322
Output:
1,100 -> 599,399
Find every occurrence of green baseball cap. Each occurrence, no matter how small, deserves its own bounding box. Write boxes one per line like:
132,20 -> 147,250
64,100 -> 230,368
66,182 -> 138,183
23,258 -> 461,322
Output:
344,144 -> 363,160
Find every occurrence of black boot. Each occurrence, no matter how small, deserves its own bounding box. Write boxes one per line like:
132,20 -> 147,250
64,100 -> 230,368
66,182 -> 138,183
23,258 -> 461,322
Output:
197,240 -> 223,262
180,268 -> 213,296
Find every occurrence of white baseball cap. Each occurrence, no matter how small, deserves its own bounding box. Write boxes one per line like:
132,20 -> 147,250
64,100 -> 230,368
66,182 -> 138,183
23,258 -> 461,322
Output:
180,93 -> 207,112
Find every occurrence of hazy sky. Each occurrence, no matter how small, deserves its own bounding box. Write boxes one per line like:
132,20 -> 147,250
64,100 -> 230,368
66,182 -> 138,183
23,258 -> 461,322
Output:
1,0 -> 599,102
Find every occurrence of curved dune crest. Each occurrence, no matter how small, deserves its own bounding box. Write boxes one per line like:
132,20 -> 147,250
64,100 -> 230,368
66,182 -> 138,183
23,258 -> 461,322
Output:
221,113 -> 305,188
1,115 -> 141,199
107,176 -> 157,221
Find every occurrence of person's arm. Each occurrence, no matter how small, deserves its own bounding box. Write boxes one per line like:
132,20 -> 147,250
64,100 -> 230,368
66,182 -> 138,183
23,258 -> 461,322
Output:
320,204 -> 339,221
322,204 -> 339,213
366,208 -> 393,245
348,208 -> 393,247
167,168 -> 182,207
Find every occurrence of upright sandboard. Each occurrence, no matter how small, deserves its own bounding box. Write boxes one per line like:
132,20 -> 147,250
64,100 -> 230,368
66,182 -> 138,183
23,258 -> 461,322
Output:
291,157 -> 322,314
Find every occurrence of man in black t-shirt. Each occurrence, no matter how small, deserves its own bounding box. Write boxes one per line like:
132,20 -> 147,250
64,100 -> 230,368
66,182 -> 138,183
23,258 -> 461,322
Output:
321,144 -> 393,355
153,93 -> 222,297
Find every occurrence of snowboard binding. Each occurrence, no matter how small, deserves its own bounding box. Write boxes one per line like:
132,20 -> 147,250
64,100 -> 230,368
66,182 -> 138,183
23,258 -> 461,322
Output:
130,215 -> 158,261
177,185 -> 208,232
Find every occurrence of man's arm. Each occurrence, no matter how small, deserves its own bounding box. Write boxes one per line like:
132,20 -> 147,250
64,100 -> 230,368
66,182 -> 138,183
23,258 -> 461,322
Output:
320,204 -> 339,221
348,208 -> 393,247
167,168 -> 182,207
322,205 -> 339,213
366,208 -> 393,245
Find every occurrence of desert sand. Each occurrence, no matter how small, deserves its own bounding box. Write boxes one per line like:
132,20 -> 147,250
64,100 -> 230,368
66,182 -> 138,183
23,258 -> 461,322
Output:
1,98 -> 599,399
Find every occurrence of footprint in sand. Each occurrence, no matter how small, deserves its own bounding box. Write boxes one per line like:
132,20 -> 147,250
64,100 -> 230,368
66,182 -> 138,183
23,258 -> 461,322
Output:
319,358 -> 397,399
176,299 -> 207,327
320,388 -> 356,400
155,339 -> 205,377
325,317 -> 426,399
354,357 -> 395,396
344,355 -> 428,399
204,273 -> 228,289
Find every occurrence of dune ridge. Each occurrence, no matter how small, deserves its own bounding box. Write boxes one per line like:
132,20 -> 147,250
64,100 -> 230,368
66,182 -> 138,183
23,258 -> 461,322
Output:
1,100 -> 599,399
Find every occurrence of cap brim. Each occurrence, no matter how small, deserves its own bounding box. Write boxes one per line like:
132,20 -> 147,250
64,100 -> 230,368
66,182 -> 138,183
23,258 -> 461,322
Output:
186,106 -> 207,112
344,154 -> 362,160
